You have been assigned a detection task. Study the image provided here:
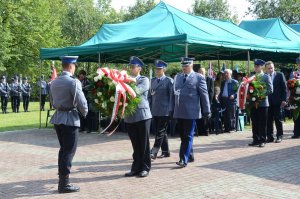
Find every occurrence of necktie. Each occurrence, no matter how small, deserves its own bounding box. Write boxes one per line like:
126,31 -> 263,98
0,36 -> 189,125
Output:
183,74 -> 187,83
157,78 -> 160,83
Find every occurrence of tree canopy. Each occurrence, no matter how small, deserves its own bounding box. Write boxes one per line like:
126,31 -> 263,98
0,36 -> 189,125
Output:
247,0 -> 300,24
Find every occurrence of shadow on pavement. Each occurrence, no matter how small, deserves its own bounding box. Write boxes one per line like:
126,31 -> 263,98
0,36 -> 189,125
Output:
0,129 -> 129,148
199,144 -> 300,185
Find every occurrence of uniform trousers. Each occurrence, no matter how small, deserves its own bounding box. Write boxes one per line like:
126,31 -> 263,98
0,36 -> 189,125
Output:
126,119 -> 151,173
54,124 -> 78,176
40,94 -> 47,110
267,105 -> 283,140
22,95 -> 30,111
11,96 -> 20,112
1,96 -> 8,113
151,116 -> 170,155
177,119 -> 195,164
250,107 -> 268,144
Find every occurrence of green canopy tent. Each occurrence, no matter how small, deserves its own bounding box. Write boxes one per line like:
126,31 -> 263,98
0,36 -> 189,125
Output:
40,2 -> 300,64
289,24 -> 300,33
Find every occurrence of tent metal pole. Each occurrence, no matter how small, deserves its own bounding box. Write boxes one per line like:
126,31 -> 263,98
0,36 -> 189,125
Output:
247,51 -> 250,75
217,52 -> 220,72
230,51 -> 233,70
39,59 -> 43,129
98,53 -> 101,133
185,43 -> 188,57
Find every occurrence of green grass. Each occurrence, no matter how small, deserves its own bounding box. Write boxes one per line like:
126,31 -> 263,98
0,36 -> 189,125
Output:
0,101 -> 53,132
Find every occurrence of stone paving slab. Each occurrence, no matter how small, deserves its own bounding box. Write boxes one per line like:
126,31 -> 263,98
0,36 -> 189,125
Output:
0,124 -> 300,199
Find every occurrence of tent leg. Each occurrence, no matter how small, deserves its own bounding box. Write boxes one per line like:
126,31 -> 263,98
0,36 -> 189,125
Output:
217,52 -> 220,72
185,43 -> 188,57
247,51 -> 250,75
39,60 -> 43,129
98,53 -> 101,133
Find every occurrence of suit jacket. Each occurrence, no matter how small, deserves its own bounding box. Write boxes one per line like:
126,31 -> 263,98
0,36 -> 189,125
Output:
220,78 -> 238,104
206,76 -> 214,104
124,75 -> 152,123
173,72 -> 210,119
258,73 -> 273,107
50,71 -> 88,127
148,76 -> 174,117
268,72 -> 287,106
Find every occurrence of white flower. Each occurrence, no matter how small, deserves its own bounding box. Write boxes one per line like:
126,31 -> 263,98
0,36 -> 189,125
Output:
101,103 -> 106,108
249,89 -> 254,93
294,97 -> 300,101
252,97 -> 256,101
94,99 -> 99,104
94,76 -> 99,82
119,102 -> 122,105
97,92 -> 102,97
124,103 -> 128,107
112,80 -> 117,85
110,96 -> 115,102
108,81 -> 113,86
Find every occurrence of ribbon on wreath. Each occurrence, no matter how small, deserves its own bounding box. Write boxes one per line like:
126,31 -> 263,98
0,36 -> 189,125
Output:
96,67 -> 137,136
236,76 -> 256,110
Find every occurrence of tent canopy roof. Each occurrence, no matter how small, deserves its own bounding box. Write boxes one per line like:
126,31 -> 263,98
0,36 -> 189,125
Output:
40,2 -> 300,63
289,24 -> 300,33
239,18 -> 300,41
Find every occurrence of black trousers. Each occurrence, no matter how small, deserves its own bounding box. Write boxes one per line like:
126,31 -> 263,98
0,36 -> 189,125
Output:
151,116 -> 170,155
177,119 -> 195,164
221,97 -> 236,131
267,105 -> 283,139
1,96 -> 8,112
40,94 -> 47,110
22,95 -> 30,111
197,118 -> 209,135
293,116 -> 300,137
126,119 -> 151,173
54,124 -> 78,176
11,96 -> 20,112
250,107 -> 268,144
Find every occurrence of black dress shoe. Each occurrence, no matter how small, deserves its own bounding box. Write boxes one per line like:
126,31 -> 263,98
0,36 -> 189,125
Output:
150,153 -> 157,160
258,143 -> 265,147
157,153 -> 170,158
266,139 -> 274,143
275,137 -> 282,143
138,170 -> 149,177
125,171 -> 138,177
248,142 -> 259,146
188,158 -> 194,163
176,160 -> 187,168
291,135 -> 300,139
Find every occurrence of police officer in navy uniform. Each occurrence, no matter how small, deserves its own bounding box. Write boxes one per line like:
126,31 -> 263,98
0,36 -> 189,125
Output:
37,75 -> 48,111
0,76 -> 10,114
50,56 -> 88,193
148,59 -> 173,160
290,57 -> 300,139
124,56 -> 152,178
248,59 -> 273,147
10,76 -> 21,113
20,76 -> 31,112
173,57 -> 211,167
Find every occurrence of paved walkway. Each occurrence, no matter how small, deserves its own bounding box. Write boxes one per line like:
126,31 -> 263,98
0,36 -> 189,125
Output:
0,124 -> 300,199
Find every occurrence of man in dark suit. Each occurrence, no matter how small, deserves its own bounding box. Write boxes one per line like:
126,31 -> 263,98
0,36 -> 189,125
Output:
198,67 -> 214,135
265,61 -> 287,143
173,57 -> 210,168
220,69 -> 238,133
124,56 -> 152,178
289,57 -> 300,139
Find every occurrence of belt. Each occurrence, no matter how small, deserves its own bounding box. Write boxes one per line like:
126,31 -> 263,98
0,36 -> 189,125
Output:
56,108 -> 76,112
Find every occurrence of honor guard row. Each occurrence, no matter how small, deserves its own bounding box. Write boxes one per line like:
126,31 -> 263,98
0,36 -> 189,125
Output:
0,75 -> 31,113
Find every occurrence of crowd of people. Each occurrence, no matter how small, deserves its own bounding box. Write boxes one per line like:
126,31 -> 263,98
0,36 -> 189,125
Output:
2,55 -> 300,194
